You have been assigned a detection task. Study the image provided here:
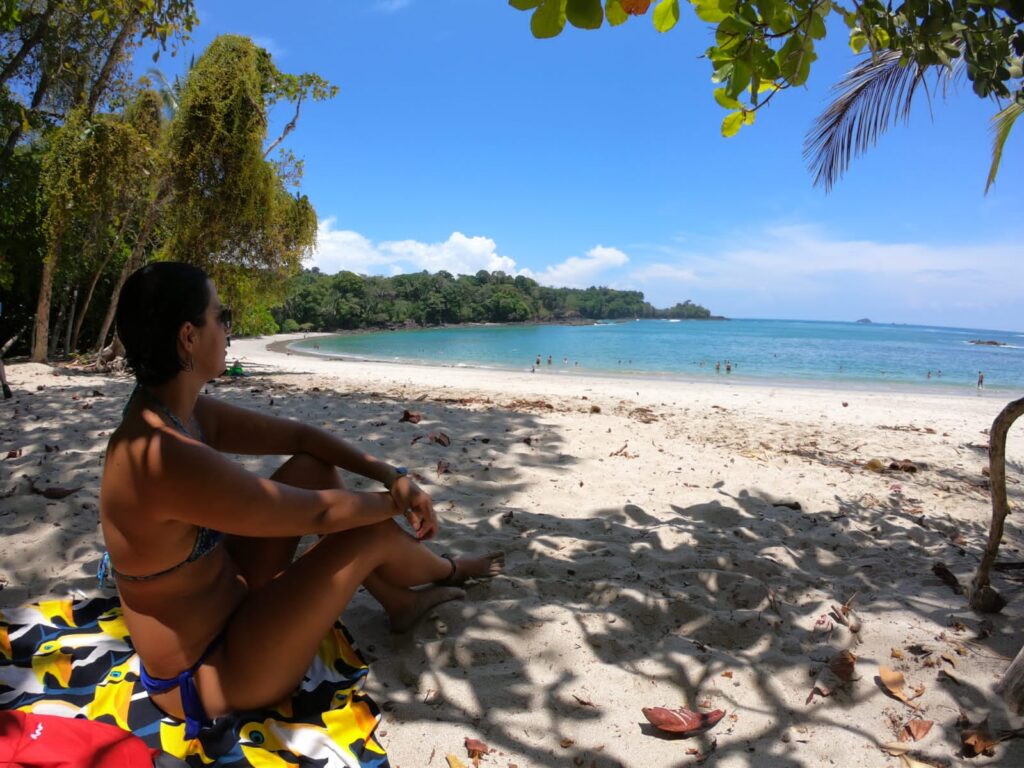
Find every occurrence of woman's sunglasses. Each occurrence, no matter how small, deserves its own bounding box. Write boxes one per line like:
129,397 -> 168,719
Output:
217,307 -> 233,331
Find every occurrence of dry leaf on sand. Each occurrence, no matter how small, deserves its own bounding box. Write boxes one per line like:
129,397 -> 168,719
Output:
829,650 -> 857,682
641,707 -> 725,734
399,410 -> 422,424
446,754 -> 468,768
878,666 -> 921,710
961,717 -> 998,757
882,743 -> 913,755
899,755 -> 940,768
898,720 -> 935,742
464,737 -> 490,765
37,485 -> 82,499
436,459 -> 451,476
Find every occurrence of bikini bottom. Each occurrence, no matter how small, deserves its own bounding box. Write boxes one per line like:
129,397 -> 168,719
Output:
139,630 -> 225,740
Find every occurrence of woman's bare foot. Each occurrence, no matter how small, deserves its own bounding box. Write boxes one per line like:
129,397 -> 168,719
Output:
435,551 -> 505,586
388,586 -> 466,633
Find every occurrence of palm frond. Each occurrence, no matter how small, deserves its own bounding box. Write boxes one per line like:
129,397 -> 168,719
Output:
985,99 -> 1023,194
804,50 -> 931,192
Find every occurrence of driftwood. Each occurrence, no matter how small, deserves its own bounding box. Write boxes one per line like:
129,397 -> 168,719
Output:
970,396 -> 1024,613
996,644 -> 1024,715
967,396 -> 1024,714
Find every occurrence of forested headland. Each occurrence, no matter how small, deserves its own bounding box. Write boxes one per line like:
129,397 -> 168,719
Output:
274,268 -> 713,332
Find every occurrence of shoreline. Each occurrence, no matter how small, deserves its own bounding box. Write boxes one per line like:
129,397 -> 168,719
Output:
264,334 -> 1018,399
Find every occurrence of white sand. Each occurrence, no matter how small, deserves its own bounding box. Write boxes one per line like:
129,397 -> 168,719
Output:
2,333 -> 1022,767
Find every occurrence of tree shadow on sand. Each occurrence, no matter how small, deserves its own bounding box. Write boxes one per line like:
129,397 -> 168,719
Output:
351,463 -> 1023,767
3,368 -> 1023,767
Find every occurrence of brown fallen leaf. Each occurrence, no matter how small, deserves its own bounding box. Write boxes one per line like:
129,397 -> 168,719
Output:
941,652 -> 956,667
399,410 -> 422,424
559,737 -> 575,748
5,448 -> 21,459
572,694 -> 595,707
464,737 -> 490,759
899,719 -> 935,742
961,717 -> 997,757
720,670 -> 733,679
436,459 -> 451,476
891,648 -> 904,659
829,650 -> 857,682
412,432 -> 451,447
641,707 -> 725,734
878,666 -> 921,710
446,754 -> 469,768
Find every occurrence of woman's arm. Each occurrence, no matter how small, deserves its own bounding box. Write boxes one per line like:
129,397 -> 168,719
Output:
195,395 -> 395,484
121,429 -> 400,538
193,394 -> 437,539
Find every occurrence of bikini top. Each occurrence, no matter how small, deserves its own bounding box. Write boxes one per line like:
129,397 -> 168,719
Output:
97,387 -> 225,586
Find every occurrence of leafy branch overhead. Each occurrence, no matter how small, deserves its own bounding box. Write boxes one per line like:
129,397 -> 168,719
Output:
509,0 -> 1024,190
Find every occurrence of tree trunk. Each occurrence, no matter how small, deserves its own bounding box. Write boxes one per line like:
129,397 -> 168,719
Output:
31,231 -> 63,363
85,13 -> 138,117
64,287 -> 77,354
0,5 -> 56,88
94,190 -> 163,353
969,396 -> 1024,612
1,327 -> 27,356
48,288 -> 68,358
71,211 -> 130,351
995,643 -> 1024,715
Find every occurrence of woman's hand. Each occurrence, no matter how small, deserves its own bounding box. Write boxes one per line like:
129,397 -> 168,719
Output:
390,476 -> 438,540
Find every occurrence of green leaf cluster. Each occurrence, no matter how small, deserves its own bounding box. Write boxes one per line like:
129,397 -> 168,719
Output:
507,0 -> 1022,183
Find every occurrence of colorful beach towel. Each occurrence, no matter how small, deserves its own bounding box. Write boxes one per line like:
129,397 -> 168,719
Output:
0,596 -> 389,767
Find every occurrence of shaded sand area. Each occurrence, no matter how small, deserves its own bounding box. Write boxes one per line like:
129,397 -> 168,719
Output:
2,333 -> 1023,767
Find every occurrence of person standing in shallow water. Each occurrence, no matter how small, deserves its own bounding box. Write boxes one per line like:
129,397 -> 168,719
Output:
978,371 -> 984,389
99,263 -> 504,739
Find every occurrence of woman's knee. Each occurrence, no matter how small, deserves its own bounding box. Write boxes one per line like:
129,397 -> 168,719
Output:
271,452 -> 342,491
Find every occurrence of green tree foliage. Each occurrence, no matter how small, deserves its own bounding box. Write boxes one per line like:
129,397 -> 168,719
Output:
160,35 -> 331,335
32,98 -> 161,359
273,268 -> 713,331
2,15 -> 335,358
509,0 -> 1023,189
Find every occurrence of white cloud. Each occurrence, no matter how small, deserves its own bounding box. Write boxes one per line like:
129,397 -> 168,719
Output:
310,218 -> 515,276
625,224 -> 1024,327
523,245 -> 630,289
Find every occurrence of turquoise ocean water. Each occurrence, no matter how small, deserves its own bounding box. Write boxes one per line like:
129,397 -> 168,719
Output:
290,319 -> 1024,392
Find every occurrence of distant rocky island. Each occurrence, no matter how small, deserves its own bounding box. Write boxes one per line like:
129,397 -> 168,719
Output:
969,339 -> 1007,346
855,318 -> 872,324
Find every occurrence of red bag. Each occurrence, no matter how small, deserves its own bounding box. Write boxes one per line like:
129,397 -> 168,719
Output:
0,710 -> 158,767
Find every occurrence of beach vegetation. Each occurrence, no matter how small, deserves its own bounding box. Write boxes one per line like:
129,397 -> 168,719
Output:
273,267 -> 712,331
509,0 -> 1023,191
2,4 -> 335,360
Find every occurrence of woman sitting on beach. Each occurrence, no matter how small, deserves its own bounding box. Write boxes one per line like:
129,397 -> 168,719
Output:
99,262 -> 503,739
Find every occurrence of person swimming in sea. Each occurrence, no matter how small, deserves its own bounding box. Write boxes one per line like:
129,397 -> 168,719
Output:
99,263 -> 503,739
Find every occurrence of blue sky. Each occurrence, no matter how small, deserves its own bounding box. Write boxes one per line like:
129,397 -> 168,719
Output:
140,0 -> 1022,331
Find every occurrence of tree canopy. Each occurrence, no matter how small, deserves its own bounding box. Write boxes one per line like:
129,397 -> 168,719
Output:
509,0 -> 1023,189
2,2 -> 335,360
274,268 -> 713,332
